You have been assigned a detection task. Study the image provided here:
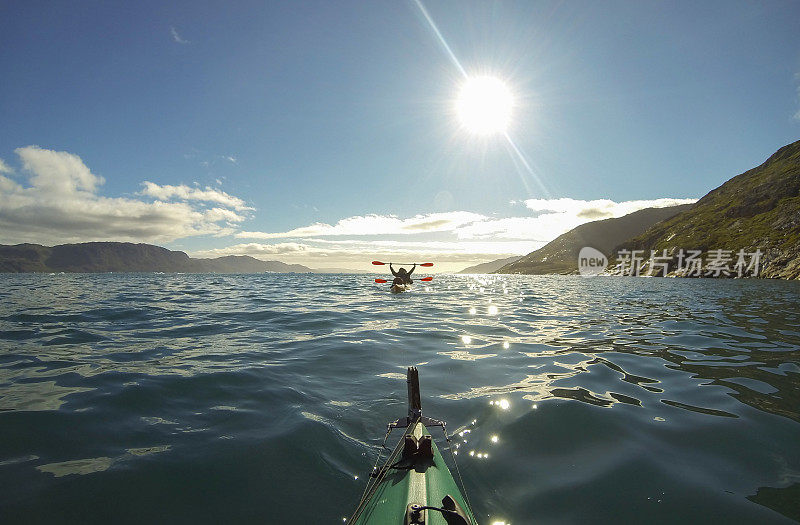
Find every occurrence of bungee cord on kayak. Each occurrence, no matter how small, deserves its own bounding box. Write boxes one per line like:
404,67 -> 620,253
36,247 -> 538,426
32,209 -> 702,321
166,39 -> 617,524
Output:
347,367 -> 476,525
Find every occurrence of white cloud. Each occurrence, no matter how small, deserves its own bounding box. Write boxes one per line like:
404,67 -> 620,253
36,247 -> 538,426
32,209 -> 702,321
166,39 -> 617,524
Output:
224,197 -> 696,271
204,207 -> 247,224
236,198 -> 695,243
0,146 -> 698,273
454,216 -> 555,240
236,211 -> 487,239
170,26 -> 189,44
306,238 -> 537,254
197,242 -> 312,257
17,146 -> 104,194
0,146 -> 249,246
523,197 -> 696,219
194,239 -> 535,272
0,158 -> 13,174
448,197 -> 698,241
140,181 -> 252,211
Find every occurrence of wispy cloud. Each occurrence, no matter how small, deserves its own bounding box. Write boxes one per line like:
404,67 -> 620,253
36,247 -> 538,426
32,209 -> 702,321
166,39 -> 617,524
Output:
522,197 -> 695,219
0,146 -> 249,245
0,146 -> 697,272
236,198 -> 695,242
194,239 -> 536,272
224,197 -> 695,271
198,242 -> 312,256
170,26 -> 190,45
139,182 -> 252,211
235,212 -> 487,239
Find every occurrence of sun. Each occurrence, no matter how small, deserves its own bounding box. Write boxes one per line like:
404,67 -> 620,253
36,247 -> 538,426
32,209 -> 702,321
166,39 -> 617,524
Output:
455,76 -> 514,135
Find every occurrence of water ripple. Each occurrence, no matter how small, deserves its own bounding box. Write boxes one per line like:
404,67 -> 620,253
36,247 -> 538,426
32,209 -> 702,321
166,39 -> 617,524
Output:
0,273 -> 798,523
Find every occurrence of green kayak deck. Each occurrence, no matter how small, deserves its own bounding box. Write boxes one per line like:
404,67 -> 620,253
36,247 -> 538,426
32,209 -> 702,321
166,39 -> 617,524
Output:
348,368 -> 476,525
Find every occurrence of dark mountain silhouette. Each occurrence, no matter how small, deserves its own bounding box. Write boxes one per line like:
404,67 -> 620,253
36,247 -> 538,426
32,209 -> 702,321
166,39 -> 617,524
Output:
0,242 -> 312,273
458,256 -> 523,274
495,205 -> 693,274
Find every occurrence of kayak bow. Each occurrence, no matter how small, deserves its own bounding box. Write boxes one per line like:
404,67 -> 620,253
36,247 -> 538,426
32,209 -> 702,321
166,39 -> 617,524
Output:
348,367 -> 476,525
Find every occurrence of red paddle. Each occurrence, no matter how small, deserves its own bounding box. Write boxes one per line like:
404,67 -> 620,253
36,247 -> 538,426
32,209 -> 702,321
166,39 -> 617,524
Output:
372,261 -> 433,267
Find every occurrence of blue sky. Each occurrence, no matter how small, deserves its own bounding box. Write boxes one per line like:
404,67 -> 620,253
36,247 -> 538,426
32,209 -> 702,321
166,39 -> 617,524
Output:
1,1 -> 799,271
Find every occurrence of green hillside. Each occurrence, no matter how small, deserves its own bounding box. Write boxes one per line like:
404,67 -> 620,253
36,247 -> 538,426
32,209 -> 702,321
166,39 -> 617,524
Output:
612,139 -> 800,279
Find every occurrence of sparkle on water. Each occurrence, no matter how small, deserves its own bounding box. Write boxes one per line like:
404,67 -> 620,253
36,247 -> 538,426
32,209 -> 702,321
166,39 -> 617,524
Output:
0,273 -> 798,523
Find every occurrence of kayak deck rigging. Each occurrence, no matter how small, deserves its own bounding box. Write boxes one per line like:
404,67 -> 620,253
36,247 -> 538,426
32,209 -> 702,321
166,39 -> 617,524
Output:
348,367 -> 476,525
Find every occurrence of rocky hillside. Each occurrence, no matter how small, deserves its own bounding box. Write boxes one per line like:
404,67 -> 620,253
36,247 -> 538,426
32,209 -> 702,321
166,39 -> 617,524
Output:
494,204 -> 693,274
612,139 -> 800,279
0,242 -> 313,273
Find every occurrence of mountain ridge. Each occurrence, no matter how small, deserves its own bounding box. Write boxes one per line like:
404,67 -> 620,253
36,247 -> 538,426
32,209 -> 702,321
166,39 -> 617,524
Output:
0,242 -> 313,273
458,255 -> 523,274
493,205 -> 693,274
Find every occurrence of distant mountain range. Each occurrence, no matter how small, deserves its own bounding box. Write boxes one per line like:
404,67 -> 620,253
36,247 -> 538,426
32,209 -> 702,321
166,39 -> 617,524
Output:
458,256 -> 523,274
4,141 -> 798,279
612,139 -> 800,279
313,267 -> 372,274
493,204 -> 692,275
0,242 -> 313,273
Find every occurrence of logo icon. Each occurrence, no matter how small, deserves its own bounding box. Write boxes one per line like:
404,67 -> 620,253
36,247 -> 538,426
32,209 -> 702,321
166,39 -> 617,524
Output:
578,247 -> 607,277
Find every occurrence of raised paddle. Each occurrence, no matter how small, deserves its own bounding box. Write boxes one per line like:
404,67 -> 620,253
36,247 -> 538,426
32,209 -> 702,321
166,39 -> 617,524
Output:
371,261 -> 434,267
375,277 -> 432,283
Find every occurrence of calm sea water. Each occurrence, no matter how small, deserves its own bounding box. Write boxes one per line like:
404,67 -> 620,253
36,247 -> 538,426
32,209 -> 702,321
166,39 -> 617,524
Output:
1,273 -> 799,524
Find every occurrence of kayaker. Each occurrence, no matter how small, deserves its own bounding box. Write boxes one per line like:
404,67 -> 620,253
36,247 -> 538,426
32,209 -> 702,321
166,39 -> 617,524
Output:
390,263 -> 415,286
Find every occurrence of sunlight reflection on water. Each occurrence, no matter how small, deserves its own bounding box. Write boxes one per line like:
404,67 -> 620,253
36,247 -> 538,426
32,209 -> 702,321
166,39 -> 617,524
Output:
0,273 -> 798,523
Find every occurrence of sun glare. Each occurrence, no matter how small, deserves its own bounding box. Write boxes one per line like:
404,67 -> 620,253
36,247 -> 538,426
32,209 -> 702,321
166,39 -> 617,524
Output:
455,76 -> 513,135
